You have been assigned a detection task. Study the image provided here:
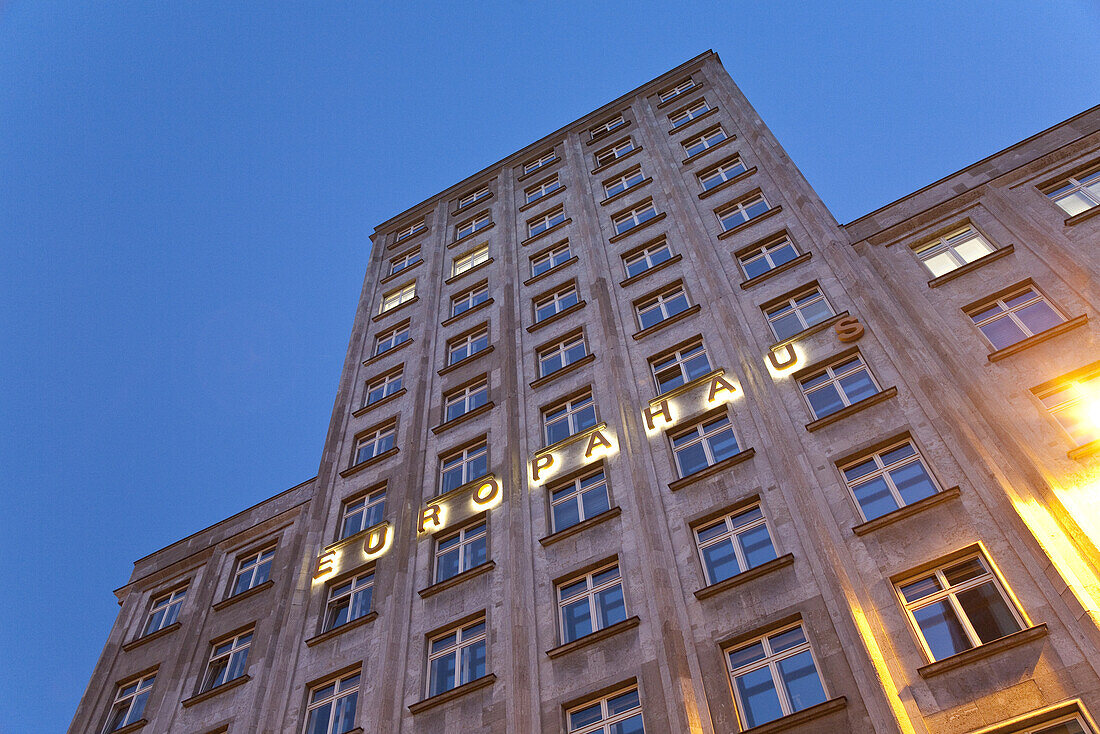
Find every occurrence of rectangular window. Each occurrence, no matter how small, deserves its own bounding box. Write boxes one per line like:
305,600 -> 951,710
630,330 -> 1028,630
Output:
683,126 -> 727,158
558,563 -> 627,644
427,618 -> 487,697
739,234 -> 800,280
897,553 -> 1024,662
525,175 -> 561,204
967,285 -> 1065,350
364,368 -> 402,407
440,442 -> 488,494
650,338 -> 711,394
695,506 -> 778,585
699,157 -> 748,191
231,547 -> 275,596
595,139 -> 636,168
524,151 -> 557,175
457,186 -> 490,210
1045,165 -> 1100,216
635,284 -> 690,330
388,248 -> 421,276
528,207 -> 567,237
434,520 -> 488,583
669,98 -> 711,128
603,167 -> 646,199
373,323 -> 410,357
1035,370 -> 1100,447
447,327 -> 489,365
658,77 -> 695,103
567,686 -> 645,734
841,440 -> 940,521
324,572 -> 373,632
612,201 -> 658,235
726,624 -> 828,729
543,392 -> 598,446
102,674 -> 155,733
622,238 -> 673,279
913,226 -> 996,277
395,220 -> 425,242
549,467 -> 610,534
353,423 -> 395,465
534,284 -> 580,322
764,286 -> 835,341
380,282 -> 415,314
451,283 -> 490,318
201,630 -> 251,692
452,245 -> 489,277
339,487 -> 386,539
455,212 -> 490,241
1020,717 -> 1094,734
530,241 -> 573,278
538,333 -> 588,377
143,588 -> 186,636
305,672 -> 359,734
670,414 -> 741,477
444,379 -> 489,423
717,193 -> 771,231
589,114 -> 626,140
798,354 -> 880,419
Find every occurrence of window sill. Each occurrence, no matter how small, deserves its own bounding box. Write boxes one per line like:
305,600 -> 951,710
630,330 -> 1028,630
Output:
740,252 -> 813,289
408,674 -> 497,714
668,448 -> 756,492
524,256 -> 578,288
527,300 -> 587,333
441,297 -> 495,328
449,222 -> 495,250
546,616 -> 641,659
372,296 -> 420,323
444,258 -> 494,287
987,315 -> 1089,362
451,191 -> 494,218
586,119 -> 632,145
668,105 -> 721,134
917,624 -> 1049,678
431,401 -> 495,435
380,259 -> 423,285
619,254 -> 683,288
698,166 -> 758,200
766,312 -> 850,351
181,675 -> 251,708
530,354 -> 596,390
107,720 -> 148,734
521,218 -> 572,248
540,507 -> 622,547
741,697 -> 848,734
680,135 -> 735,165
305,612 -> 379,647
608,212 -> 667,244
121,622 -> 181,652
600,178 -> 653,208
211,579 -> 275,611
590,146 -> 643,175
519,185 -> 567,212
927,244 -> 1014,288
656,84 -> 704,108
805,387 -> 898,432
631,304 -> 702,341
535,422 -> 608,459
362,338 -> 412,367
352,388 -> 407,418
694,553 -> 795,600
388,227 -> 429,250
852,486 -> 961,536
418,561 -> 496,599
716,206 -> 783,240
438,345 -> 494,376
1068,438 -> 1100,460
339,447 -> 400,478
1064,205 -> 1100,226
518,158 -> 559,182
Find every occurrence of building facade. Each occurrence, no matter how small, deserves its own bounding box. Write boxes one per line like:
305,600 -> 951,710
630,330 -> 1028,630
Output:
70,51 -> 1100,734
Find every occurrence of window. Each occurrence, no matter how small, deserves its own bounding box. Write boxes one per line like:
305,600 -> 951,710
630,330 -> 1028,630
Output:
658,77 -> 695,103
143,588 -> 186,636
604,167 -> 646,199
455,212 -> 490,240
840,440 -> 940,521
694,506 -> 777,585
650,339 -> 711,394
427,619 -> 487,697
798,354 -> 880,420
444,379 -> 489,422
528,207 -> 567,237
304,672 -> 359,734
452,245 -> 489,277
364,368 -> 402,407
764,287 -> 835,341
543,393 -> 598,445
669,98 -> 710,128
353,423 -> 395,465
589,114 -> 626,140
434,520 -> 488,583
683,127 -> 726,158
549,467 -> 610,533
201,630 -> 251,692
622,238 -> 673,279
725,624 -> 828,729
534,284 -> 580,322
670,414 -> 740,477
558,563 -> 627,644
440,442 -> 488,494
457,186 -> 490,209
567,686 -> 645,734
717,193 -> 771,231
1022,718 -> 1094,734
231,547 -> 275,596
913,226 -> 996,277
739,235 -> 800,280
524,151 -> 557,175
699,157 -> 748,191
1035,371 -> 1100,447
530,241 -> 573,278
380,282 -> 415,314
538,333 -> 588,377
323,572 -> 373,632
635,284 -> 690,330
447,327 -> 489,365
897,554 -> 1024,662
967,286 -> 1065,350
373,323 -> 410,357
595,139 -> 636,168
1045,165 -> 1100,216
451,283 -> 489,317
612,201 -> 658,235
388,248 -> 421,276
339,488 -> 386,539
102,674 -> 155,733
525,175 -> 561,204
395,220 -> 425,242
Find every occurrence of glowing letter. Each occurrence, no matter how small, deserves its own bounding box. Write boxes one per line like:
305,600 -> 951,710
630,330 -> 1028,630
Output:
473,477 -> 500,506
767,343 -> 798,370
835,316 -> 865,343
584,429 -> 613,458
532,454 -> 553,481
313,551 -> 336,580
643,400 -> 672,430
418,504 -> 442,533
363,524 -> 388,555
707,375 -> 737,403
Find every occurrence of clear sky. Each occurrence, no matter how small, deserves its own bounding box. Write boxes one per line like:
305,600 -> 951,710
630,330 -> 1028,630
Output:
1,2 -> 1097,730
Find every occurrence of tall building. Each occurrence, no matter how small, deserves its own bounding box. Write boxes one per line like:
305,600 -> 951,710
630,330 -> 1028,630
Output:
71,51 -> 1100,734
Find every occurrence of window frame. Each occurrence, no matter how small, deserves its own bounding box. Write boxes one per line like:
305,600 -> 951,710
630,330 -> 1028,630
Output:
537,332 -> 589,378
102,673 -> 156,734
838,439 -> 942,522
457,186 -> 491,210
433,519 -> 489,583
965,284 -> 1066,351
542,391 -> 598,446
603,166 -> 646,199
388,248 -> 421,277
530,241 -> 573,279
143,587 -> 186,636
352,422 -> 396,466
738,233 -> 801,280
528,206 -> 567,238
612,200 -> 658,235
649,337 -> 712,395
426,618 -> 488,697
322,570 -> 374,632
439,441 -> 489,495
669,98 -> 711,128
589,114 -> 627,140
634,283 -> 691,331
395,220 -> 425,242
200,629 -> 252,692
379,282 -> 416,314
450,282 -> 490,318
912,225 -> 996,277
525,175 -> 562,204
548,466 -> 611,534
699,156 -> 748,191
797,353 -> 881,420
452,245 -> 490,278
762,285 -> 836,341
363,367 -> 403,407
1033,368 -> 1100,448
304,671 -> 360,734
455,212 -> 491,241
534,283 -> 580,323
523,151 -> 557,175
622,237 -> 674,280
230,546 -> 275,597
446,325 -> 490,365
566,685 -> 645,734
1042,163 -> 1100,216
693,504 -> 777,586
557,562 -> 627,644
717,192 -> 771,231
595,138 -> 636,168
339,487 -> 386,540
443,378 -> 490,423
668,412 -> 741,478
373,322 -> 410,357
683,126 -> 727,158
658,77 -> 695,103
725,623 -> 829,729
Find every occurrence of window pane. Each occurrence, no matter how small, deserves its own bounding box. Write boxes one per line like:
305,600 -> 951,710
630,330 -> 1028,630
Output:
610,715 -> 645,734
333,693 -> 357,734
305,703 -> 333,734
852,476 -> 900,520
889,461 -> 937,505
979,317 -> 1027,348
807,384 -> 844,417
429,654 -> 456,695
562,599 -> 592,641
777,650 -> 827,713
595,585 -> 627,628
675,443 -> 709,476
913,600 -> 972,659
702,540 -> 741,583
953,235 -> 994,263
955,582 -> 1021,644
838,370 -> 877,403
436,549 -> 460,582
461,639 -> 486,683
553,498 -> 580,531
569,703 -> 603,730
922,251 -> 958,278
735,667 -> 784,728
580,485 -> 610,518
707,428 -> 740,462
738,524 -> 777,568
770,312 -> 804,340
1015,300 -> 1062,335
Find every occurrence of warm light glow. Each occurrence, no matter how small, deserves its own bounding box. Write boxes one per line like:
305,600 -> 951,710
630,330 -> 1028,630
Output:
470,478 -> 503,511
362,525 -> 391,560
766,343 -> 805,378
418,503 -> 446,534
530,453 -> 556,485
1077,381 -> 1100,439
583,433 -> 618,463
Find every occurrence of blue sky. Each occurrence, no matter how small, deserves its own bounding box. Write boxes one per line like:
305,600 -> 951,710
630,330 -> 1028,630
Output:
1,2 -> 1097,729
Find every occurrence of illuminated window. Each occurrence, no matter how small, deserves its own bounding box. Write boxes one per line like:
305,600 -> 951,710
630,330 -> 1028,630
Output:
694,505 -> 777,585
524,151 -> 557,175
323,572 -> 373,632
143,588 -> 186,636
1044,164 -> 1100,216
604,167 -> 646,199
669,98 -> 711,128
798,354 -> 880,420
388,248 -> 421,276
650,338 -> 711,394
589,114 -> 626,140
840,440 -> 940,522
897,553 -> 1024,662
339,488 -> 386,540
534,284 -> 580,323
913,226 -> 995,278
1035,370 -> 1100,447
543,392 -> 598,446
353,423 -> 395,465
549,467 -> 610,533
530,241 -> 573,278
1019,717 -> 1094,734
363,368 -> 402,407
455,212 -> 490,241
102,673 -> 155,733
200,630 -> 251,692
717,193 -> 771,231
443,379 -> 489,423
567,686 -> 645,734
739,234 -> 800,280
373,322 -> 410,357
622,238 -> 673,279
595,138 -> 636,168
434,520 -> 488,583
658,77 -> 695,103
440,442 -> 488,494
612,201 -> 658,235
725,624 -> 828,729
528,206 -> 567,237
670,414 -> 740,477
558,563 -> 627,644
452,245 -> 490,277
446,326 -> 489,365
966,285 -> 1065,350
304,672 -> 359,734
450,283 -> 490,318
395,220 -> 425,242
525,175 -> 561,205
427,618 -> 487,697
457,186 -> 491,210
635,284 -> 690,330
763,286 -> 835,341
699,156 -> 748,191
379,282 -> 415,314
683,126 -> 726,158
230,547 -> 275,596
538,333 -> 588,377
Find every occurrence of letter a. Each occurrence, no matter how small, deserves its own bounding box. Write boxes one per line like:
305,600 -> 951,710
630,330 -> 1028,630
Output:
584,429 -> 613,458
707,375 -> 737,402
